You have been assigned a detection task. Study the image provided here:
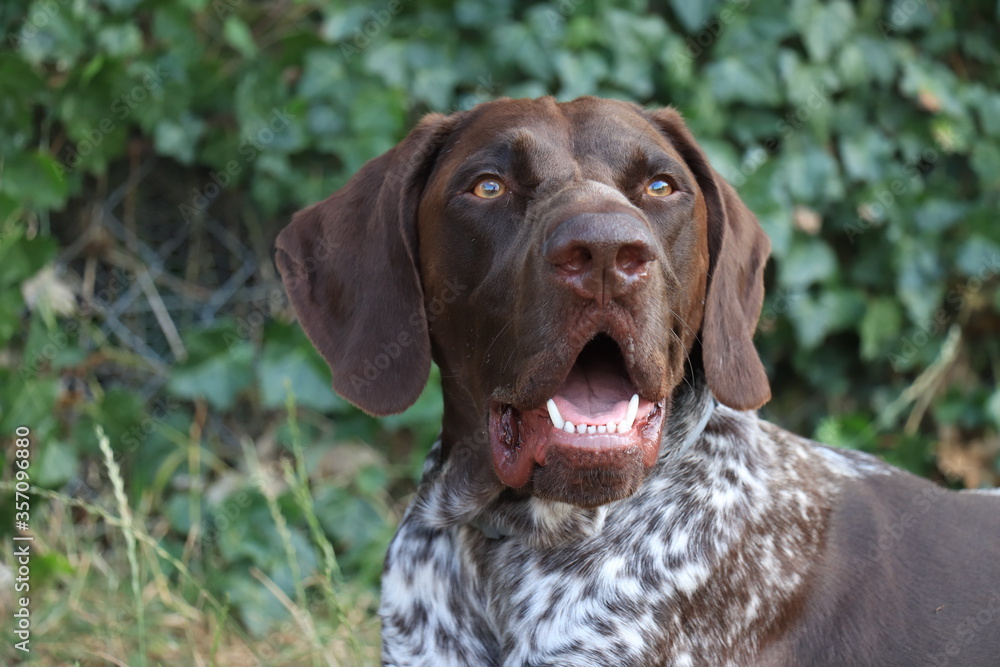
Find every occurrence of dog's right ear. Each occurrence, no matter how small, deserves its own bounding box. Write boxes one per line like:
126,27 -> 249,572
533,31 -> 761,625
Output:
275,114 -> 457,416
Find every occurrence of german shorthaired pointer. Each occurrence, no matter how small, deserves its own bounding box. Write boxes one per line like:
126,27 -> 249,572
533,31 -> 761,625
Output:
276,97 -> 1000,666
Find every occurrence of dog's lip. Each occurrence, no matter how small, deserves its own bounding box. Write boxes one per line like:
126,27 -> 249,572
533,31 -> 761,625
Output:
489,398 -> 666,488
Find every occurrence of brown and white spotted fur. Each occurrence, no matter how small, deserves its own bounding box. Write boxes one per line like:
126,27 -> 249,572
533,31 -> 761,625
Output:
276,97 -> 1000,666
379,379 -> 1000,666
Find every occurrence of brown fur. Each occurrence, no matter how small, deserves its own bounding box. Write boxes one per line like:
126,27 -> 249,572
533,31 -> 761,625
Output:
278,97 -> 1000,665
276,97 -> 770,506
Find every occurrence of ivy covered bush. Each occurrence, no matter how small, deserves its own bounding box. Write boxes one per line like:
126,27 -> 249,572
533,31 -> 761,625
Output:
0,0 -> 998,660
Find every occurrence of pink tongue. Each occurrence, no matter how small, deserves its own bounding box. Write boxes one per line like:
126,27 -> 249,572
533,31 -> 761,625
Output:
551,357 -> 635,425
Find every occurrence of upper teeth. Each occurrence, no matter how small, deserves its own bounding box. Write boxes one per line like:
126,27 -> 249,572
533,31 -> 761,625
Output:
620,394 -> 639,432
546,394 -> 640,434
547,399 -> 566,429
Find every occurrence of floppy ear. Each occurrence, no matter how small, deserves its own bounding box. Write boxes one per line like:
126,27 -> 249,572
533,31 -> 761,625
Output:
651,108 -> 771,411
275,113 -> 457,415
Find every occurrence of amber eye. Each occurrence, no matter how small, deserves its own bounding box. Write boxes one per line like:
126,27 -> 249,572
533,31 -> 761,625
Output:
645,177 -> 673,197
472,177 -> 506,199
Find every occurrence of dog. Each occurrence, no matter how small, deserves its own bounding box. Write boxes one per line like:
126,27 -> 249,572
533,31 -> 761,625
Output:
276,97 -> 1000,666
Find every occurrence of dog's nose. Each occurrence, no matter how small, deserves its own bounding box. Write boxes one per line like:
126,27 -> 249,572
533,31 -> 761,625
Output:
543,212 -> 656,307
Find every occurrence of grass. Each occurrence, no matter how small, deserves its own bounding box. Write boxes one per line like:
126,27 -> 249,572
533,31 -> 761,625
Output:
0,406 -> 387,665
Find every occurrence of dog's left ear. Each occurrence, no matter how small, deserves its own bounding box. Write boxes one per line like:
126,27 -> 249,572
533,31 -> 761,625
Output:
650,108 -> 771,411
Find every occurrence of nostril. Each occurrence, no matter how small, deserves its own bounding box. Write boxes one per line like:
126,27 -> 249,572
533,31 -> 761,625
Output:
543,212 -> 656,303
552,246 -> 592,276
616,244 -> 655,276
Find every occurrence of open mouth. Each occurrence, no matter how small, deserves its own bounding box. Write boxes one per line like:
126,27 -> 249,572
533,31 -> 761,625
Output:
489,334 -> 667,489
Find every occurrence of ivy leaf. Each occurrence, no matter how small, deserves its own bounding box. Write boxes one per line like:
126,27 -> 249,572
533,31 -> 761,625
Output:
706,57 -> 782,105
786,290 -> 855,349
667,0 -> 721,33
955,235 -> 1000,278
167,326 -> 255,410
970,141 -> 1000,191
34,440 -> 78,487
779,237 -> 838,289
860,296 -> 903,360
780,136 -> 842,202
257,343 -> 342,412
839,129 -> 893,182
914,200 -> 967,233
0,233 -> 59,288
223,16 -> 258,59
793,0 -> 855,63
987,389 -> 1000,429
895,238 -> 945,324
154,113 -> 206,164
0,152 -> 69,210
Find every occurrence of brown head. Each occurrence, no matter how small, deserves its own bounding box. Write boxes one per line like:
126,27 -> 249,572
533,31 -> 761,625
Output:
276,97 -> 770,508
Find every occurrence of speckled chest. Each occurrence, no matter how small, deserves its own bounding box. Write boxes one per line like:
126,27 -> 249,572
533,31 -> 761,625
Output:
379,408 -> 866,666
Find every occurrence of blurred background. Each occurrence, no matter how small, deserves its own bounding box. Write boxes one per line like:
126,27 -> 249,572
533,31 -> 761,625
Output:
1,0 -> 998,663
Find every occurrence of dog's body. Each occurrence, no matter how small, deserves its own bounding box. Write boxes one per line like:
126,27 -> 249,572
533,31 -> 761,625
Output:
381,393 -> 1000,666
277,97 -> 1000,666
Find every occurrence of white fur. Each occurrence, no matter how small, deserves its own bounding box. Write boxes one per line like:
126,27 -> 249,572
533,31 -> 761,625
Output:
379,396 -> 888,665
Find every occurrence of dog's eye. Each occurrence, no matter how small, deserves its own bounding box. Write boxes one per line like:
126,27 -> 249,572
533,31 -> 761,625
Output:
472,177 -> 506,199
645,178 -> 673,198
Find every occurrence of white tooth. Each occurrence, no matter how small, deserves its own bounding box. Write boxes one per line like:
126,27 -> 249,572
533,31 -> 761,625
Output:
619,394 -> 640,432
576,424 -> 587,434
587,425 -> 596,434
546,399 -> 565,430
607,422 -> 617,434
564,421 -> 575,433
597,424 -> 607,434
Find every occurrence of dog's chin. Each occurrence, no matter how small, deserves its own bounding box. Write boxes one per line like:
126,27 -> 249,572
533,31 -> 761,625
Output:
528,438 -> 658,507
488,334 -> 669,508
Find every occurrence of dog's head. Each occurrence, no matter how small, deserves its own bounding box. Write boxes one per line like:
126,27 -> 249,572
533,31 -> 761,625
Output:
276,97 -> 770,508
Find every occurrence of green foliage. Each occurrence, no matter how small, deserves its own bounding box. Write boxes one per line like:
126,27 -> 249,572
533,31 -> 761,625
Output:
1,0 -> 999,649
